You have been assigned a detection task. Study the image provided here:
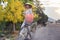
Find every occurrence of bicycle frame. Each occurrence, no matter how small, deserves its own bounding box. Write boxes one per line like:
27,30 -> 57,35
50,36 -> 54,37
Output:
19,25 -> 31,40
19,22 -> 37,40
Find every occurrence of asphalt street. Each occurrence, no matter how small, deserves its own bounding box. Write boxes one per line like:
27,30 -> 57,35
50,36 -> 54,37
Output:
16,23 -> 60,40
33,23 -> 60,40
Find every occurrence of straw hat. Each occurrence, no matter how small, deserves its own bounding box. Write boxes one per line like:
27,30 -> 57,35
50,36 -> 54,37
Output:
24,3 -> 32,8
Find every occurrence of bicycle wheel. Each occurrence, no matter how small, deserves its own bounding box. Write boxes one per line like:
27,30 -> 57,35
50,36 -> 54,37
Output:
24,26 -> 32,40
18,27 -> 28,40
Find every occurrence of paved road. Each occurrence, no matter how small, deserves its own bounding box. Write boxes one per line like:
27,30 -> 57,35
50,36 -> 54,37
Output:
16,23 -> 60,40
33,23 -> 60,40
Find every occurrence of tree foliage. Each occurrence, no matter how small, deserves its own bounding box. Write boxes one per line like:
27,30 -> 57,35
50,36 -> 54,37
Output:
0,0 -> 39,23
34,0 -> 48,25
4,0 -> 24,23
0,0 -> 39,32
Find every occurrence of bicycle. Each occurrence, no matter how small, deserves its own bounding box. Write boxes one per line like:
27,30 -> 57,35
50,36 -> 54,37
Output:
18,24 -> 32,40
16,21 -> 37,40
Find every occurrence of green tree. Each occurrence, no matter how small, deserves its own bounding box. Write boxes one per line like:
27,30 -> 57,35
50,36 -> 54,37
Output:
35,0 -> 48,25
0,0 -> 23,33
0,0 -> 38,33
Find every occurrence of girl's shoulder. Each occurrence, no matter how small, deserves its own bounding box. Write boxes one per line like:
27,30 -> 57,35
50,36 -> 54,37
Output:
24,9 -> 33,14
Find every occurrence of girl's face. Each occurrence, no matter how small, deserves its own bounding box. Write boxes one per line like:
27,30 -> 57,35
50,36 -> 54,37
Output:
24,5 -> 30,9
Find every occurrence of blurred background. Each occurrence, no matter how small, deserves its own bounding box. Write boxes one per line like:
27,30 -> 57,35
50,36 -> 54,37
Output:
0,0 -> 60,40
